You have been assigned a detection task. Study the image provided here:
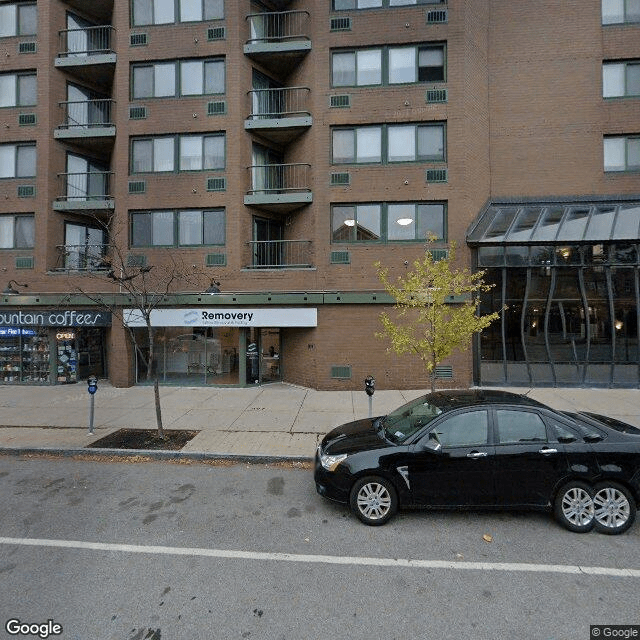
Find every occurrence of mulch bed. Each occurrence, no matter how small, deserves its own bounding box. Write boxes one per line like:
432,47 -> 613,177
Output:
86,429 -> 199,451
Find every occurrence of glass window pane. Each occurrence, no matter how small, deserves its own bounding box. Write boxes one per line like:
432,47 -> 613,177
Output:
154,0 -> 175,23
356,49 -> 381,85
180,0 -> 202,22
179,210 -> 202,244
0,75 -> 16,107
389,47 -> 415,84
432,411 -> 488,447
604,137 -> 626,170
418,125 -> 444,160
507,207 -> 541,242
390,0 -> 417,5
204,60 -> 225,94
203,209 -> 225,244
19,4 -> 37,34
332,52 -> 355,87
153,210 -> 174,245
17,145 -> 35,177
133,66 -> 153,99
133,0 -> 153,25
132,139 -> 152,172
628,0 -> 640,20
629,138 -> 640,168
627,64 -> 640,95
388,125 -> 415,161
15,216 -> 34,248
0,145 -> 16,178
559,207 -> 590,241
154,63 -> 176,97
0,5 -> 17,37
603,63 -> 625,97
358,0 -> 382,7
153,137 -> 174,172
388,203 -> 416,240
356,204 -> 381,240
419,46 -> 445,81
204,0 -> 224,19
0,217 -> 13,248
181,60 -> 203,95
18,74 -> 36,105
180,136 -> 203,170
356,127 -> 381,162
417,204 -> 445,240
497,410 -> 547,444
204,135 -> 225,169
613,204 -> 640,239
332,205 -> 355,242
602,0 -> 624,23
333,129 -> 355,163
585,206 -> 616,241
334,0 -> 355,8
131,213 -> 151,246
533,206 -> 565,241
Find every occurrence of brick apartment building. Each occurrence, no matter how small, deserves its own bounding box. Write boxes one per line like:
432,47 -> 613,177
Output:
0,0 -> 638,389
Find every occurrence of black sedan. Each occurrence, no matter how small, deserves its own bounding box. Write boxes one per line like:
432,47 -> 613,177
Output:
314,390 -> 640,534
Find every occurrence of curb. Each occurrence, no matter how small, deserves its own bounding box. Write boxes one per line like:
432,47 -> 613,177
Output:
0,446 -> 314,465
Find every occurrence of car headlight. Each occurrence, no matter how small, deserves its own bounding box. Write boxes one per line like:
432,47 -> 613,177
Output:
320,452 -> 348,471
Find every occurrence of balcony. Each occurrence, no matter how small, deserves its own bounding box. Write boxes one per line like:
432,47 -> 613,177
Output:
245,163 -> 312,213
245,87 -> 311,144
54,99 -> 115,151
54,244 -> 108,272
246,240 -> 313,269
55,26 -> 116,86
53,172 -> 114,212
244,11 -> 311,74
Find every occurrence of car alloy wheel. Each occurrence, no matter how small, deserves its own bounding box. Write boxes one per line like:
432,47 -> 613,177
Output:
350,476 -> 397,526
554,482 -> 595,533
592,482 -> 636,535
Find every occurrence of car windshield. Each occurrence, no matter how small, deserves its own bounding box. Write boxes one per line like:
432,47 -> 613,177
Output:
382,395 -> 443,443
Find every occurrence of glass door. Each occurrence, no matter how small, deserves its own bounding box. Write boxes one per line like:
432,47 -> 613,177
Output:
246,328 -> 281,384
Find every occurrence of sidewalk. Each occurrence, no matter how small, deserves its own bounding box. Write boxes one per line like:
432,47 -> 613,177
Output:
0,382 -> 639,461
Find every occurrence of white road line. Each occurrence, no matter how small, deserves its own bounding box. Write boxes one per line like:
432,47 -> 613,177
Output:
1,536 -> 639,578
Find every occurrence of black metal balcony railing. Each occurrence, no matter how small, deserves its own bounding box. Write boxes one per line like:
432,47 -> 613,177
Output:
56,244 -> 108,271
247,240 -> 312,269
247,163 -> 311,194
246,10 -> 310,43
58,99 -> 115,129
57,172 -> 113,201
247,87 -> 310,119
58,26 -> 115,57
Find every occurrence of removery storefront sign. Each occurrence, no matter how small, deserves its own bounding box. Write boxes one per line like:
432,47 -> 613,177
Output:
123,308 -> 317,328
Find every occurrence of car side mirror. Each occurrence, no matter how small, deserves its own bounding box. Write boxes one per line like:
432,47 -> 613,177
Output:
418,432 -> 442,453
584,434 -> 603,443
557,435 -> 577,444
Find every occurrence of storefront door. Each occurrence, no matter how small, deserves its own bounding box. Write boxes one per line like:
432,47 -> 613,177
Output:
246,328 -> 281,384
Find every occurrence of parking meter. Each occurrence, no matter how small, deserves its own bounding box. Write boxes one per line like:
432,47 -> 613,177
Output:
87,376 -> 98,434
364,375 -> 375,397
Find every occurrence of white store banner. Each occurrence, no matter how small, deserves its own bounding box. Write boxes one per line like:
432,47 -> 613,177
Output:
123,307 -> 317,328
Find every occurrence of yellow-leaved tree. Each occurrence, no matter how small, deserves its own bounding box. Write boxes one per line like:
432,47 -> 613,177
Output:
376,240 -> 500,392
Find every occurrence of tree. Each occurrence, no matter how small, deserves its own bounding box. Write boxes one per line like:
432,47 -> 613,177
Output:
70,237 -> 216,438
376,240 -> 500,392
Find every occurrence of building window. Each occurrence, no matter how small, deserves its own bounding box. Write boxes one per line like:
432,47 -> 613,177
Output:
131,0 -> 224,26
0,72 -> 36,107
604,136 -> 640,171
0,143 -> 36,178
0,2 -> 37,37
131,58 -> 225,99
0,214 -> 34,249
603,61 -> 640,97
602,0 -> 640,24
64,223 -> 106,270
131,133 -> 225,173
130,208 -> 225,247
331,202 -> 446,242
332,123 -> 445,164
332,0 -> 444,9
332,44 -> 445,87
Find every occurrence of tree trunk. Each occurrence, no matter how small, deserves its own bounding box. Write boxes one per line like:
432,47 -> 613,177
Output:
153,376 -> 164,438
146,324 -> 164,438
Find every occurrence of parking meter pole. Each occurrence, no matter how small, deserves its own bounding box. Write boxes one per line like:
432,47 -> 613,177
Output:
368,395 -> 373,418
364,375 -> 375,418
88,394 -> 95,435
87,376 -> 98,435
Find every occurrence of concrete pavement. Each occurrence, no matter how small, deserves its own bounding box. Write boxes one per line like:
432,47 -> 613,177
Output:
0,382 -> 639,461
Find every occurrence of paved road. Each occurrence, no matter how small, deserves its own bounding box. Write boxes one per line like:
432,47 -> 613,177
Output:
0,456 -> 638,640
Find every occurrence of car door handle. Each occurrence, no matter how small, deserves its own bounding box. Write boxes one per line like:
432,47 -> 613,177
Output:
539,447 -> 558,455
466,451 -> 488,458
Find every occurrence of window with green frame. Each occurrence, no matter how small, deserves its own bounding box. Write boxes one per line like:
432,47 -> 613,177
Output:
602,61 -> 640,98
332,0 -> 444,9
602,0 -> 640,24
0,214 -> 34,248
131,0 -> 224,26
604,135 -> 640,172
0,72 -> 36,107
331,202 -> 446,242
130,208 -> 225,247
332,123 -> 445,164
0,2 -> 37,37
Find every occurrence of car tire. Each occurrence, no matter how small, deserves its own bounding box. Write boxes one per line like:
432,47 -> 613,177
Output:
350,476 -> 398,526
554,481 -> 595,533
592,482 -> 636,535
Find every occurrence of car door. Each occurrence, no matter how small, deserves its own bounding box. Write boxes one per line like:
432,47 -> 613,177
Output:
407,408 -> 496,507
492,408 -> 570,507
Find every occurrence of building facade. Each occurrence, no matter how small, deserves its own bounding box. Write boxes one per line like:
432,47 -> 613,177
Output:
0,0 -> 638,389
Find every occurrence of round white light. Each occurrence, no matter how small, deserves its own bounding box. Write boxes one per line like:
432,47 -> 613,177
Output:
344,219 -> 356,227
396,218 -> 413,226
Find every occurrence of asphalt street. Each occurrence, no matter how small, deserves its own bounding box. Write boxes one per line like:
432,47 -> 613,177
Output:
1,456 -> 638,640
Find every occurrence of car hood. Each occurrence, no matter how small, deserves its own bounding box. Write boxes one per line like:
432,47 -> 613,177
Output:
321,417 -> 388,455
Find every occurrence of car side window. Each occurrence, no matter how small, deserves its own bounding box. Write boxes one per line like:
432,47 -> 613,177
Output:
496,410 -> 548,444
429,410 -> 488,447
